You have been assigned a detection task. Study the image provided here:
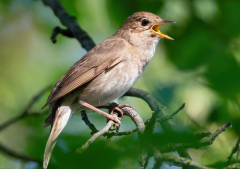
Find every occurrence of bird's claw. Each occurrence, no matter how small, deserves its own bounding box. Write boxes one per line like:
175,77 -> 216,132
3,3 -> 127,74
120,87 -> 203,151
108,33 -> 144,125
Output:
105,113 -> 121,125
117,104 -> 136,111
97,103 -> 136,117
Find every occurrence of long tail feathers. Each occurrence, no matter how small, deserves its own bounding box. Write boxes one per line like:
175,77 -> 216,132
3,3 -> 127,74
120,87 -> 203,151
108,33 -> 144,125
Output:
43,106 -> 72,169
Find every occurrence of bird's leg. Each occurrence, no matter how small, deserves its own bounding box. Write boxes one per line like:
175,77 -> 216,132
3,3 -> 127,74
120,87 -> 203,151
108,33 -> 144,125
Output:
97,105 -> 123,117
97,103 -> 136,117
79,101 -> 121,125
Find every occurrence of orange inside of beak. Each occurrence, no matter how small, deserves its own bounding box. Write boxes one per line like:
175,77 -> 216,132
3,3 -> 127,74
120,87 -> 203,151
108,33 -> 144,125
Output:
150,24 -> 174,40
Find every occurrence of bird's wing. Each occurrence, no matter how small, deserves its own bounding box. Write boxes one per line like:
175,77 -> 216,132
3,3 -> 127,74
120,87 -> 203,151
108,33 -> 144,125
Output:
42,39 -> 126,108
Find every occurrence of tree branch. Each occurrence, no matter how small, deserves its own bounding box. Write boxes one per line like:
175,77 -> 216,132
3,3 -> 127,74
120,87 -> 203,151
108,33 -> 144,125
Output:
42,0 -> 95,51
124,88 -> 191,160
121,106 -> 145,134
110,103 -> 184,137
158,103 -> 185,122
200,122 -> 231,146
155,122 -> 232,152
50,26 -> 74,43
81,110 -> 98,134
78,105 -> 146,147
228,135 -> 240,161
76,113 -> 118,153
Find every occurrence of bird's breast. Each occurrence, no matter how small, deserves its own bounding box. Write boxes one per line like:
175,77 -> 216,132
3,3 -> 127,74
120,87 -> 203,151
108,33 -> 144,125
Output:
135,38 -> 159,76
78,61 -> 138,107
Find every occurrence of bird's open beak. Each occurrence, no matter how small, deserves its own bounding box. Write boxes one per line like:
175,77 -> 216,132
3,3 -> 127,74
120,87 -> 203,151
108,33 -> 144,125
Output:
150,20 -> 175,40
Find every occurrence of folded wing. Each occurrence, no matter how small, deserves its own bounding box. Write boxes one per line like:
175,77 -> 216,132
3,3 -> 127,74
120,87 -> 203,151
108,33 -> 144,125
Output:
42,39 -> 126,108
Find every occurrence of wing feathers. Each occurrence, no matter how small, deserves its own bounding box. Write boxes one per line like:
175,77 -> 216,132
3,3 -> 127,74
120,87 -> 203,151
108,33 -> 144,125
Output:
42,39 -> 126,108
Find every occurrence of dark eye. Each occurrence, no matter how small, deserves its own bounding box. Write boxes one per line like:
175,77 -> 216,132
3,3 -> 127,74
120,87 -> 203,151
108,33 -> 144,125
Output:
141,19 -> 149,26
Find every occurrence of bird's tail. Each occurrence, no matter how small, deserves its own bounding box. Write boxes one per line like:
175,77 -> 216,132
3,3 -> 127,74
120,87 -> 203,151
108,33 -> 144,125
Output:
43,106 -> 72,169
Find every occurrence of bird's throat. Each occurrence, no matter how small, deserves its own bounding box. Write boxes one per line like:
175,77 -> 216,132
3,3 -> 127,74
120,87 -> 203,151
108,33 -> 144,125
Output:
150,24 -> 174,40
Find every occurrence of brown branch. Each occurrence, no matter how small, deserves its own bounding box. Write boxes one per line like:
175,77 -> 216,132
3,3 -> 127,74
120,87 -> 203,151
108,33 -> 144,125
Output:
81,102 -> 147,138
76,113 -> 118,153
79,105 -> 146,141
119,106 -> 146,168
42,0 -> 95,51
121,107 -> 145,134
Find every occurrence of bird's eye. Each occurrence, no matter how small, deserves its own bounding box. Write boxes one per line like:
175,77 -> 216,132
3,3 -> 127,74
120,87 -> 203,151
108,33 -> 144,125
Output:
141,19 -> 149,26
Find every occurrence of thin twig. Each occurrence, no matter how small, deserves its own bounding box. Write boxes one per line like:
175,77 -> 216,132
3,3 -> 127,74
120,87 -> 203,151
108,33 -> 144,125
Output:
121,107 -> 145,134
120,106 -> 146,169
79,106 -> 145,141
42,0 -> 95,51
76,114 -> 117,153
158,103 -> 185,122
81,110 -> 98,134
228,135 -> 240,161
50,26 -> 74,43
156,122 -> 232,152
81,105 -> 147,138
200,122 -> 231,146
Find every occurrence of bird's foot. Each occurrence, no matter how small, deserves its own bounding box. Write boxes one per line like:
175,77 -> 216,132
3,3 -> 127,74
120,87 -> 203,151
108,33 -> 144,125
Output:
79,101 -> 121,125
97,103 -> 136,117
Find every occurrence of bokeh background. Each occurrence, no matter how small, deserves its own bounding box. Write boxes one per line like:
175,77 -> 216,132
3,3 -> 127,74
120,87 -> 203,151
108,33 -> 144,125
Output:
1,0 -> 240,168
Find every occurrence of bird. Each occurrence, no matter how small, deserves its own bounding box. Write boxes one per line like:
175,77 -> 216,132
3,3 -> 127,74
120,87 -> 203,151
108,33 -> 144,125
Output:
42,11 -> 174,169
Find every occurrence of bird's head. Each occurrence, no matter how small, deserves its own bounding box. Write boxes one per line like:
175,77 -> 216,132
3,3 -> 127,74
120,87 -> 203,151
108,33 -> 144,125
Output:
117,12 -> 175,44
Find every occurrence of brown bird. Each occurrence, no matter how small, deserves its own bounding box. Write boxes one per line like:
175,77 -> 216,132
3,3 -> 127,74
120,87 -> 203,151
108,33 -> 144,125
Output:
42,11 -> 174,169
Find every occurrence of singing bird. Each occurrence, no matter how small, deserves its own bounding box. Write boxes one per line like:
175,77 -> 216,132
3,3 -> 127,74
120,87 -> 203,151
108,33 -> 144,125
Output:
42,11 -> 174,168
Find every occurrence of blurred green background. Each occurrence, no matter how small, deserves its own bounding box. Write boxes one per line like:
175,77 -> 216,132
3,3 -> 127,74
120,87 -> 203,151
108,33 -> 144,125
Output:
0,0 -> 240,168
